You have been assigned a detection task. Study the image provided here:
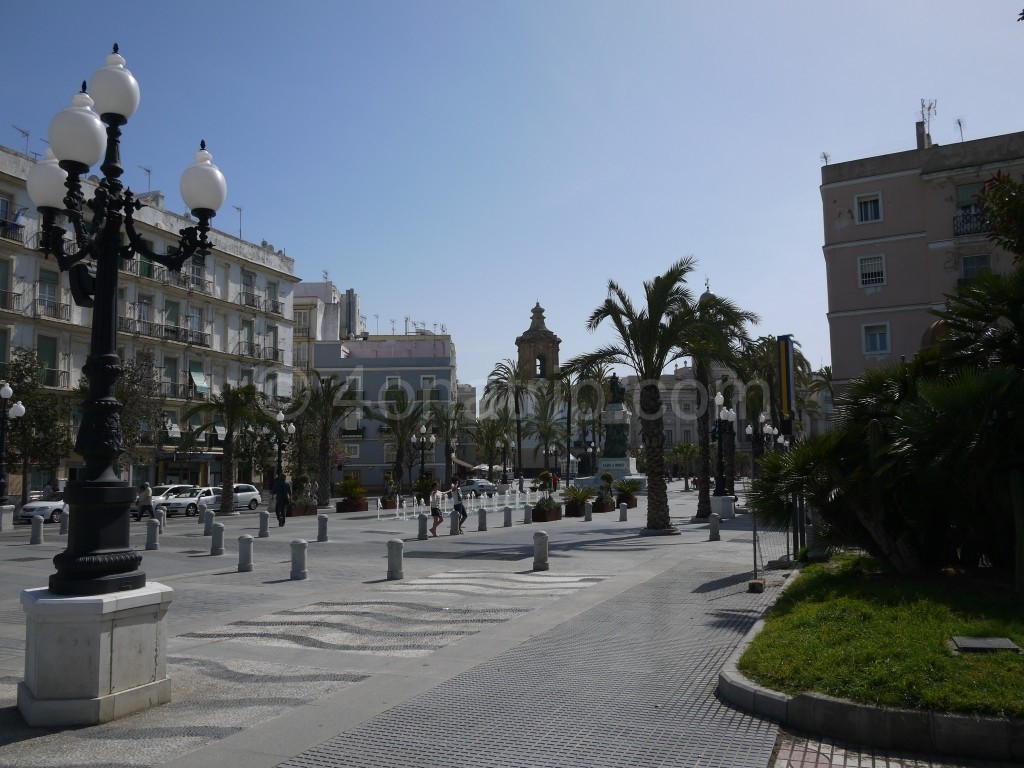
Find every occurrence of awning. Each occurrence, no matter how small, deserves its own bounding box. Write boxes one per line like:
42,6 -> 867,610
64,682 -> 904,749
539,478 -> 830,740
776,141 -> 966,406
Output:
215,426 -> 227,439
189,363 -> 210,395
453,457 -> 476,469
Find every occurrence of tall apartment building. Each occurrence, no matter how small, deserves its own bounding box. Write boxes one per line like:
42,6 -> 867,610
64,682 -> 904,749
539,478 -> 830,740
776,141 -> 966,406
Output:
821,123 -> 1024,388
0,144 -> 299,489
292,282 -> 366,374
310,331 -> 461,491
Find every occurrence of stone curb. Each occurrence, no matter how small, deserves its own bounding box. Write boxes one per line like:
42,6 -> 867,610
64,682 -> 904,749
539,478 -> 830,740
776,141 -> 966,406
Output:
717,586 -> 1024,762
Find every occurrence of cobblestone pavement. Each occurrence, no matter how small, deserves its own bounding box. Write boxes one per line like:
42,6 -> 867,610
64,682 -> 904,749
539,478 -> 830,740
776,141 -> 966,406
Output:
0,487 -> 1016,767
772,731 -> 1020,768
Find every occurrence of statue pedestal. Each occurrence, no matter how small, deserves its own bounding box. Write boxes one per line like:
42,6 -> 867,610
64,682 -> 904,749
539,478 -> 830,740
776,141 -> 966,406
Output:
597,457 -> 638,482
18,582 -> 174,726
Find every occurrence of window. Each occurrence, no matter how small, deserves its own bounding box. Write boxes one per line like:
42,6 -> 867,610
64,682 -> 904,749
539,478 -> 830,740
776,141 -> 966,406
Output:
190,257 -> 204,287
855,193 -> 882,223
0,195 -> 9,223
683,430 -> 692,443
137,294 -> 152,321
858,255 -> 886,287
345,444 -> 360,459
164,300 -> 180,328
266,374 -> 278,401
240,368 -> 254,387
663,430 -> 674,447
956,183 -> 982,214
863,323 -> 890,355
386,375 -> 400,390
37,335 -> 58,385
164,357 -> 179,391
962,254 -> 991,281
188,306 -> 203,332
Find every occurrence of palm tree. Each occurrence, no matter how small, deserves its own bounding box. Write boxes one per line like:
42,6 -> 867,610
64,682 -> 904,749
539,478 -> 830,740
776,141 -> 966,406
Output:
484,359 -> 532,474
428,400 -> 468,485
668,441 -> 698,490
567,257 -> 709,533
524,387 -> 564,469
363,390 -> 424,494
293,372 -> 358,505
185,383 -> 270,516
472,418 -> 504,481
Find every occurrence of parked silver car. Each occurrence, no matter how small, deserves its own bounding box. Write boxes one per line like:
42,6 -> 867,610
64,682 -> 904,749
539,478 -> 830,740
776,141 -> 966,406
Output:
460,479 -> 496,497
133,484 -> 195,520
231,484 -> 262,510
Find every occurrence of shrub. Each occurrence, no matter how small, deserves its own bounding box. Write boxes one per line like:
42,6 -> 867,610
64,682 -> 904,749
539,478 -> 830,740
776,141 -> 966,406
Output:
334,476 -> 366,500
614,478 -> 642,499
564,485 -> 596,503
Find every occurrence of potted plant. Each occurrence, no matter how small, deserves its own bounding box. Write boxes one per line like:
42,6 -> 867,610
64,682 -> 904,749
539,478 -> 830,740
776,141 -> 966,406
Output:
593,472 -> 616,513
563,485 -> 595,517
380,473 -> 399,509
412,477 -> 435,506
334,476 -> 368,513
614,478 -> 642,509
289,493 -> 318,516
532,471 -> 562,522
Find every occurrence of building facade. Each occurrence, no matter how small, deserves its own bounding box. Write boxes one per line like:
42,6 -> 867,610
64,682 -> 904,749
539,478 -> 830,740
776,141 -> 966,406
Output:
821,123 -> 1024,387
0,144 -> 300,491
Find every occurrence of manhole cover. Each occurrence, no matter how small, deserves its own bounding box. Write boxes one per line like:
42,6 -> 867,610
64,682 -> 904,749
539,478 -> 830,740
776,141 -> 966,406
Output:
951,636 -> 1022,653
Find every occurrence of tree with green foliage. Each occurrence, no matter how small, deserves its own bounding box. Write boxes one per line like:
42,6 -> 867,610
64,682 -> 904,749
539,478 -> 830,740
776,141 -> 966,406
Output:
112,348 -> 168,476
483,359 -> 532,475
523,386 -> 565,469
291,372 -> 358,504
428,400 -> 468,485
363,389 -> 424,493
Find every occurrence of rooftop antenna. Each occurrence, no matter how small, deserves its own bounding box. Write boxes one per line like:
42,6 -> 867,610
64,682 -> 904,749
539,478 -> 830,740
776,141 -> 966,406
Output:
321,269 -> 329,282
921,99 -> 937,135
390,318 -> 396,334
137,165 -> 152,192
11,125 -> 28,155
820,151 -> 830,165
955,117 -> 965,142
232,205 -> 242,239
373,313 -> 379,334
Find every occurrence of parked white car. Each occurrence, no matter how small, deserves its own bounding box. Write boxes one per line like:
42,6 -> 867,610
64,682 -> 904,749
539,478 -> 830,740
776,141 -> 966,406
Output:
162,486 -> 222,517
133,484 -> 195,520
460,479 -> 497,497
19,492 -> 68,524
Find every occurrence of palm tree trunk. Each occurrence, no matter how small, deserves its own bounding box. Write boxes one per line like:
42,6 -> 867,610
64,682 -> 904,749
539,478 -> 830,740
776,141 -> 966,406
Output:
695,361 -> 712,519
220,433 -> 235,514
640,384 -> 672,531
514,399 -> 523,474
318,433 -> 331,505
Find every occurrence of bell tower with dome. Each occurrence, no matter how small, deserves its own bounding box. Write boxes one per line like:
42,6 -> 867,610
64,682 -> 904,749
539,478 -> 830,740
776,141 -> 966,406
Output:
516,302 -> 561,379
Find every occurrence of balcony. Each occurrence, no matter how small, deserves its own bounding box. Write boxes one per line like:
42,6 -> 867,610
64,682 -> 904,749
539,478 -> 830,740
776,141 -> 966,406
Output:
0,218 -> 25,244
0,289 -> 22,312
138,261 -> 167,283
239,291 -> 262,310
137,319 -> 162,339
295,325 -> 311,338
263,347 -> 285,363
265,298 -> 284,315
236,340 -> 261,358
41,368 -> 70,388
953,211 -> 991,237
33,298 -> 71,321
163,325 -> 188,343
187,328 -> 211,347
339,427 -> 365,438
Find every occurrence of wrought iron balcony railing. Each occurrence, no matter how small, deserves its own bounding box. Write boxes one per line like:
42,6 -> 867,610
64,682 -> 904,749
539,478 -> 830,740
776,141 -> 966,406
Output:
239,291 -> 261,310
953,211 -> 991,237
41,368 -> 70,388
265,298 -> 284,315
0,289 -> 22,312
236,340 -> 261,358
0,218 -> 25,244
33,298 -> 71,321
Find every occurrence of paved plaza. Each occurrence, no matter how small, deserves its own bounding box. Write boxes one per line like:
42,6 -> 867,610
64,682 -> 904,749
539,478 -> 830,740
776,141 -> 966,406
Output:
0,485 -> 1014,767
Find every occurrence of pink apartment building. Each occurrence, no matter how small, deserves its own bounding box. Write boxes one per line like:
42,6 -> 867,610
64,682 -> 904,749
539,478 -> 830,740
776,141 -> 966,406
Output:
821,122 -> 1024,388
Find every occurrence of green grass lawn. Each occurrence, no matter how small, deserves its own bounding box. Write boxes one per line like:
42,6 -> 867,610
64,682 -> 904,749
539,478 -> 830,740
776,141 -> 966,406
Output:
738,555 -> 1024,719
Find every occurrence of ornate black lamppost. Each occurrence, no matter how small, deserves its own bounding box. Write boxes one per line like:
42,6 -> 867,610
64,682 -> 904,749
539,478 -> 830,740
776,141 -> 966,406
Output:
27,46 -> 226,595
713,392 -> 727,497
0,384 -> 26,504
262,411 -> 296,477
411,425 -> 435,479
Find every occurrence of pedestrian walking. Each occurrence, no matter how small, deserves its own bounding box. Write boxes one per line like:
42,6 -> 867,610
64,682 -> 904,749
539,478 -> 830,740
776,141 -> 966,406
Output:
42,480 -> 53,500
518,473 -> 525,493
272,473 -> 292,527
451,478 -> 467,533
429,481 -> 443,537
134,482 -> 154,521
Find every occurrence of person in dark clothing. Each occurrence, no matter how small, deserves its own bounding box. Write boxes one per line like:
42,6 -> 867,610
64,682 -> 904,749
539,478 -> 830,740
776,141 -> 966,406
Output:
272,473 -> 292,526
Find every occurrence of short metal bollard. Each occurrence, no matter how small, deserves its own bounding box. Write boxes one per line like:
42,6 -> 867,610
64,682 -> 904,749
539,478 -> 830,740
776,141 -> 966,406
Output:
317,513 -> 329,543
709,512 -> 720,542
503,506 -> 512,527
211,522 -> 225,555
59,508 -> 69,535
584,501 -> 593,522
478,507 -> 487,531
146,518 -> 160,550
533,530 -> 549,571
204,509 -> 216,536
619,503 -> 628,522
387,538 -> 404,580
30,515 -> 44,545
450,507 -> 460,535
523,503 -> 532,524
258,509 -> 270,538
290,539 -> 308,580
238,534 -> 254,572
418,512 -> 429,540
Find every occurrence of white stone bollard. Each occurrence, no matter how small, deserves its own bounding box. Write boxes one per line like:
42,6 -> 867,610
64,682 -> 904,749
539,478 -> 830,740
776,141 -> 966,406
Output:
146,518 -> 160,550
584,501 -> 593,522
418,512 -> 429,540
619,503 -> 628,522
449,507 -> 460,535
387,538 -> 404,580
317,513 -> 329,543
59,508 -> 69,535
198,503 -> 208,525
204,509 -> 216,536
503,506 -> 512,527
709,512 -> 721,541
290,539 -> 308,580
211,522 -> 225,555
238,534 -> 254,572
533,530 -> 549,571
478,507 -> 487,531
30,515 -> 44,544
523,503 -> 532,525
155,506 -> 166,534
259,509 -> 270,538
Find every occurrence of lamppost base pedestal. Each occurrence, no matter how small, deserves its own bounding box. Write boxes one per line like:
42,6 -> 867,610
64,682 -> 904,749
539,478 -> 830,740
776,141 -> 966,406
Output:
0,503 -> 13,531
48,571 -> 147,596
710,495 -> 735,520
19,582 -> 174,726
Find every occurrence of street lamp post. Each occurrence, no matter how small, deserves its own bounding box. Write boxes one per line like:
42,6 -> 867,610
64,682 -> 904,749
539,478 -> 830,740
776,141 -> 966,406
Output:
262,411 -> 296,477
0,384 -> 26,504
586,441 -> 595,476
28,46 -> 227,596
411,425 -> 435,479
713,392 -> 726,497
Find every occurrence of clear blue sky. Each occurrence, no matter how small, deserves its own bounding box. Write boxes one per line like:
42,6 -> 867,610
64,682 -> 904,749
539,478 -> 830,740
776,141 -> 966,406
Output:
7,2 -> 1024,391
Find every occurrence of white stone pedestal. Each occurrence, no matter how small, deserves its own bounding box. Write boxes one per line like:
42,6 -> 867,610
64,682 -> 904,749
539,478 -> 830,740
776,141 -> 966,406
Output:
710,495 -> 735,520
0,504 -> 13,531
18,582 -> 174,726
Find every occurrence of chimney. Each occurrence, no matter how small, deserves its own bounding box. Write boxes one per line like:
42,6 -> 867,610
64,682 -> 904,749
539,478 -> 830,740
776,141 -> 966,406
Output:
916,121 -> 932,150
